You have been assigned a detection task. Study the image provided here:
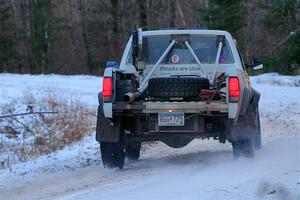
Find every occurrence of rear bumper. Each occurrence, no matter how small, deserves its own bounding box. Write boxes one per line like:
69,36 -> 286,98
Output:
99,101 -> 232,143
112,101 -> 228,114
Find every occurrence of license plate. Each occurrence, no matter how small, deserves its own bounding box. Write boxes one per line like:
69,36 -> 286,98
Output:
158,112 -> 185,126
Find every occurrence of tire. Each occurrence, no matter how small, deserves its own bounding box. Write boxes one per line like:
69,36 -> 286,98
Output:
231,104 -> 255,158
148,77 -> 210,98
126,142 -> 141,160
100,142 -> 125,169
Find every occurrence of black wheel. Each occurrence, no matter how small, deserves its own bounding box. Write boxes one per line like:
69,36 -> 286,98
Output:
126,142 -> 141,160
148,77 -> 210,98
231,104 -> 256,158
100,142 -> 125,169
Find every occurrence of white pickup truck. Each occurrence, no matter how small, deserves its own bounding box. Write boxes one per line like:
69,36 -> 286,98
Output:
96,29 -> 263,169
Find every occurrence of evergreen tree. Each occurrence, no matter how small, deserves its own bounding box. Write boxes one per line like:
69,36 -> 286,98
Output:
199,0 -> 246,35
260,0 -> 300,74
27,0 -> 52,73
0,0 -> 18,72
198,0 -> 248,62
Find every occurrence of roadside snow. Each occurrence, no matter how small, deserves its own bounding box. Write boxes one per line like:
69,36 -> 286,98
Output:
251,74 -> 300,140
0,133 -> 100,180
0,73 -> 299,200
0,73 -> 102,107
252,73 -> 300,87
0,73 -> 100,171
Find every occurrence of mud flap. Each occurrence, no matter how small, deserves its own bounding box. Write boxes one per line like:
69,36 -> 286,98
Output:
229,123 -> 252,142
251,89 -> 260,112
96,105 -> 121,143
96,93 -> 120,143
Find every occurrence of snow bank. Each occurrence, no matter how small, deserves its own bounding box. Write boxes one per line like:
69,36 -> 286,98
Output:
0,73 -> 102,106
0,133 -> 100,182
251,73 -> 300,87
251,73 -> 300,141
0,73 -> 100,172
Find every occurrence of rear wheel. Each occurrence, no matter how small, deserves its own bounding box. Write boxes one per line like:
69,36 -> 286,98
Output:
231,104 -> 256,158
100,142 -> 125,169
126,142 -> 141,160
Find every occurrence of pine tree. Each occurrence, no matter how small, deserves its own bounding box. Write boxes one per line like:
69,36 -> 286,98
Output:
198,0 -> 248,63
28,0 -> 52,73
199,0 -> 246,35
0,0 -> 18,72
260,0 -> 300,74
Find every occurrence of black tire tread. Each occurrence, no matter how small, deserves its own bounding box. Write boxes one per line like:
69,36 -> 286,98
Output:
231,104 -> 256,158
148,77 -> 210,98
125,142 -> 141,160
100,142 -> 125,169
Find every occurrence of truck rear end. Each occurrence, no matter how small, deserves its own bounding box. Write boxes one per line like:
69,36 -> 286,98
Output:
96,29 -> 261,169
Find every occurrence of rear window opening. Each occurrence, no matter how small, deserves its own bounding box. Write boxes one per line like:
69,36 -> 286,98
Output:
127,34 -> 235,65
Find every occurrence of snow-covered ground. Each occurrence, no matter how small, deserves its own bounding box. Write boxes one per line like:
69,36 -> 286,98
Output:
0,73 -> 299,200
0,74 -> 100,169
0,73 -> 102,107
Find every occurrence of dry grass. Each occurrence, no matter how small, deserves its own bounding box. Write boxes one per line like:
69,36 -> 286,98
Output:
0,92 -> 96,169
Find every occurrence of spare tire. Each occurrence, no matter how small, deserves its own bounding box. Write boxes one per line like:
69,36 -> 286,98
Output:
148,77 -> 210,98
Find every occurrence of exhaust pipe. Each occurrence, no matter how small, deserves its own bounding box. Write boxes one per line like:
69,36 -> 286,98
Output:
124,92 -> 141,103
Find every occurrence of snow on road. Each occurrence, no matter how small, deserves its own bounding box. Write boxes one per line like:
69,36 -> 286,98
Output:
0,73 -> 299,200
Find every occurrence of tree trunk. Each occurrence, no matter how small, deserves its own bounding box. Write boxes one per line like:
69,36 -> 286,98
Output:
176,0 -> 186,28
78,0 -> 93,72
169,0 -> 176,27
139,0 -> 148,29
111,0 -> 119,35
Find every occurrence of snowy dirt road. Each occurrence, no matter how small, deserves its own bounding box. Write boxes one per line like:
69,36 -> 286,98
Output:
0,73 -> 300,200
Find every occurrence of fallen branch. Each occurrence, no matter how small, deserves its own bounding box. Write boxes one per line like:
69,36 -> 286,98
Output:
0,111 -> 59,119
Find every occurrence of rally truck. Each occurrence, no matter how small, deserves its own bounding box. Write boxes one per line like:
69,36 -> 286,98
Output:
96,28 -> 263,169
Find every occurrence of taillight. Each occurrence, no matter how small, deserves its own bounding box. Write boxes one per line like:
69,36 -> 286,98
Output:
229,77 -> 240,102
103,77 -> 112,101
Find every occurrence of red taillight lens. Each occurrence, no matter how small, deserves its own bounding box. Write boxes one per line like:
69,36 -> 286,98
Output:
229,77 -> 240,102
102,77 -> 112,98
